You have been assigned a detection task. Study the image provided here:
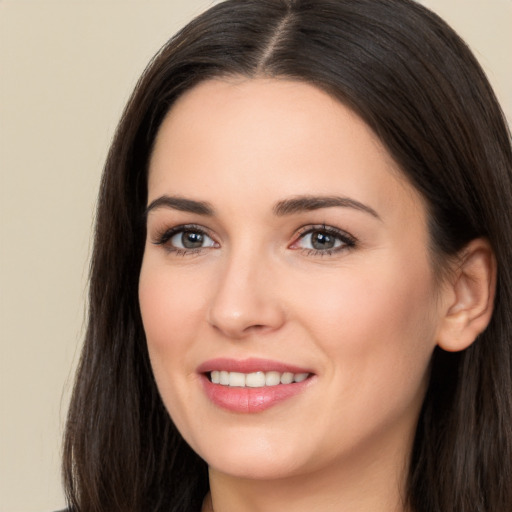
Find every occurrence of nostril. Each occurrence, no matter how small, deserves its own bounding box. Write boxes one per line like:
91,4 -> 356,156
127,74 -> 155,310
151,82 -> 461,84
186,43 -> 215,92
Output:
207,288 -> 286,338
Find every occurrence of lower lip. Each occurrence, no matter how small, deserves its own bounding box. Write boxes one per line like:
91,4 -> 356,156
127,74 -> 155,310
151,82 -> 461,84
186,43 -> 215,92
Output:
200,375 -> 314,413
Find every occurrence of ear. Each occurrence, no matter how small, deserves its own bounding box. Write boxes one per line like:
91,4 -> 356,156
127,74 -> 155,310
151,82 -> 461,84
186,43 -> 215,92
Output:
437,238 -> 497,352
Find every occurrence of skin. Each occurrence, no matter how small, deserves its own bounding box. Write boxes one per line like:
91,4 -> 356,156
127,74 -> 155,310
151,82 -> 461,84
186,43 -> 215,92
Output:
138,78 -> 491,512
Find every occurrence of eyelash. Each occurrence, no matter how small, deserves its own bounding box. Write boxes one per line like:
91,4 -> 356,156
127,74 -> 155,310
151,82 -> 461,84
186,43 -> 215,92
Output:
152,224 -> 216,256
293,224 -> 357,256
151,223 -> 357,257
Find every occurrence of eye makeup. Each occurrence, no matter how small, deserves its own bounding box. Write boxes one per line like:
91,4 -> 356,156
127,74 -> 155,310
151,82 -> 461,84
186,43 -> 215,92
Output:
149,220 -> 358,258
290,224 -> 357,256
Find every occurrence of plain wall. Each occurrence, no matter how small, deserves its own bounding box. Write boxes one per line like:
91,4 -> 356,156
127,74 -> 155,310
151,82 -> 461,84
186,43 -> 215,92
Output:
0,1 -> 510,511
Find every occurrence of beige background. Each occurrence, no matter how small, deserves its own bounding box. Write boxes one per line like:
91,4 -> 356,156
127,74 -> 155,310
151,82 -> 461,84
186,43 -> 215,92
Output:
0,1 -> 510,511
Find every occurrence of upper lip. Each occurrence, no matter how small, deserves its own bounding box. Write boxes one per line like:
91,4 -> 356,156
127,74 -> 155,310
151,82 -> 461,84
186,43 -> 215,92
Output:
197,357 -> 313,375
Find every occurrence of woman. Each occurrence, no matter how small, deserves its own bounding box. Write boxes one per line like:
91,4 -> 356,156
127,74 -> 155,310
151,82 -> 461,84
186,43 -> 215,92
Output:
62,0 -> 512,511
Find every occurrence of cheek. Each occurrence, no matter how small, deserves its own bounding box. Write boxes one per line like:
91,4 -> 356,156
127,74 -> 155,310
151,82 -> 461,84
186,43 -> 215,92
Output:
139,259 -> 206,347
293,255 -> 438,406
138,257 -> 207,396
138,258 -> 211,435
297,258 -> 436,338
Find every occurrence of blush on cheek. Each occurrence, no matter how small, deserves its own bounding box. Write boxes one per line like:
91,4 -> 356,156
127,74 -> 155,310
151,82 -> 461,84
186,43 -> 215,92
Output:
306,259 -> 437,383
140,266 -> 185,335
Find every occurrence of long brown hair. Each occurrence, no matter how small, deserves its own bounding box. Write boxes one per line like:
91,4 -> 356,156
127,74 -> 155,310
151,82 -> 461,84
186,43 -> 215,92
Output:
63,1 -> 512,510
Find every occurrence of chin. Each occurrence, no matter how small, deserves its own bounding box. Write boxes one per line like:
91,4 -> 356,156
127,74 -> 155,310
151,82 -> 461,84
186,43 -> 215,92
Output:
207,453 -> 306,481
192,432 -> 311,480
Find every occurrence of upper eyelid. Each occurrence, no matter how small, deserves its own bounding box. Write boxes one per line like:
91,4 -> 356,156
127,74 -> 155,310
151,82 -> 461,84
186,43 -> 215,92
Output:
294,224 -> 357,240
151,223 -> 216,244
150,222 -> 357,248
290,224 -> 358,251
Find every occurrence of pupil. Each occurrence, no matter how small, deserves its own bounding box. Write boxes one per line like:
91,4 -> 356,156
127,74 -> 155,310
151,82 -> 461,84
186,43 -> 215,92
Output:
182,231 -> 204,248
312,231 -> 335,250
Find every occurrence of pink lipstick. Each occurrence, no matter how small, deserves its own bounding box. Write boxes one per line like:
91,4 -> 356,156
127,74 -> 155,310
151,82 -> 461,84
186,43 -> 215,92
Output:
197,358 -> 315,413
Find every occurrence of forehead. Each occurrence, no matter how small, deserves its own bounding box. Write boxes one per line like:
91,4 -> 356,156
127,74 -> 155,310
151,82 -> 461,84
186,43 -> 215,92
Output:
147,77 -> 424,223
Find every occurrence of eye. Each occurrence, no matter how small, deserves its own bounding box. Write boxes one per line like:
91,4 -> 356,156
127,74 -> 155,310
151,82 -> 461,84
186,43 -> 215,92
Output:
153,225 -> 218,253
292,226 -> 356,254
170,229 -> 216,249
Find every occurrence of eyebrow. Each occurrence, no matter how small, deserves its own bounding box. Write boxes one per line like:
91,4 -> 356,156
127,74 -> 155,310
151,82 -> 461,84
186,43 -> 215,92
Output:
144,194 -> 380,220
145,195 -> 215,216
273,195 -> 380,219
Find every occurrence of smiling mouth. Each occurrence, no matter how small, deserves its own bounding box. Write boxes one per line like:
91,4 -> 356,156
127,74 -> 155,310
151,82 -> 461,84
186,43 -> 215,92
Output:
199,360 -> 315,412
208,370 -> 311,387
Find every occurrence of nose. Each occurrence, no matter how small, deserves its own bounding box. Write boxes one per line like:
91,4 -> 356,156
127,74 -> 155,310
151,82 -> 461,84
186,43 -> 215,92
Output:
207,250 -> 286,339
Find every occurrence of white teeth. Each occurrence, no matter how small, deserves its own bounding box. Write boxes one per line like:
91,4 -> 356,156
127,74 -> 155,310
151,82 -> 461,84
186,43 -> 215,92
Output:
280,372 -> 294,384
246,372 -> 266,387
209,370 -> 310,387
265,371 -> 281,386
229,372 -> 246,387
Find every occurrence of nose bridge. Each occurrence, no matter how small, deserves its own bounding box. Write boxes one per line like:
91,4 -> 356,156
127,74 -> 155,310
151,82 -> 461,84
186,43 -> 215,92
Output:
207,240 -> 285,338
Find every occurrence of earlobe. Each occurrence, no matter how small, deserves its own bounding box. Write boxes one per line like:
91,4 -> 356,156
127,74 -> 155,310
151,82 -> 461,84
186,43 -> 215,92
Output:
436,238 -> 496,352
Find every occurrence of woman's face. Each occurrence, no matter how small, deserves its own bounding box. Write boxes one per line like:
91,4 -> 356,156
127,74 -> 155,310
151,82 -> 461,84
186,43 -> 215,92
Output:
139,78 -> 445,481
